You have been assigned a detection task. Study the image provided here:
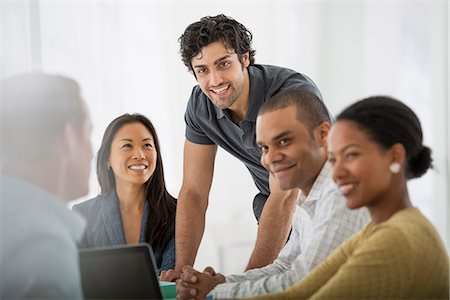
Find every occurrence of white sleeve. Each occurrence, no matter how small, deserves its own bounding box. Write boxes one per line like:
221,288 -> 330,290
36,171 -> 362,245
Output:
211,188 -> 369,299
225,206 -> 302,283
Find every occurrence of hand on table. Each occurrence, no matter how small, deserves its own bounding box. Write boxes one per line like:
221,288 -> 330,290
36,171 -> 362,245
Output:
176,265 -> 225,300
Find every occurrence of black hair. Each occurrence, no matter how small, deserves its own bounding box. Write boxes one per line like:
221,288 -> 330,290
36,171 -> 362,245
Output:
336,96 -> 432,179
96,113 -> 176,248
259,89 -> 331,137
179,14 -> 256,73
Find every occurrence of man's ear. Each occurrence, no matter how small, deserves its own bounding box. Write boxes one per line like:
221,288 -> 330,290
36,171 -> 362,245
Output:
315,122 -> 331,147
242,52 -> 250,67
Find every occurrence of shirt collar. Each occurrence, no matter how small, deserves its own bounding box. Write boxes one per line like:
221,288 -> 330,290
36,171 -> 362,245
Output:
244,65 -> 266,122
298,161 -> 333,206
215,65 -> 265,123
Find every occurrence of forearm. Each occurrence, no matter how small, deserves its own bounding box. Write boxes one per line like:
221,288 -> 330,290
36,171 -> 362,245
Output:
246,190 -> 298,270
235,252 -> 332,298
226,266 -> 280,283
227,257 -> 289,283
175,190 -> 208,270
213,268 -> 301,299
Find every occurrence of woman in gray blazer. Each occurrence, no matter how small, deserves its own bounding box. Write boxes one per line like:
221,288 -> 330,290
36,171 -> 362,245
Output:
73,113 -> 176,273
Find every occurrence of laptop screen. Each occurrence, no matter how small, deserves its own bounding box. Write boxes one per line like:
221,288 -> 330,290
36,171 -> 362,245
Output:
79,243 -> 163,300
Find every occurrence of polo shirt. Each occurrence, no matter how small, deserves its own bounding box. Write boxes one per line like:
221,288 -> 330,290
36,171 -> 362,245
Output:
184,64 -> 322,219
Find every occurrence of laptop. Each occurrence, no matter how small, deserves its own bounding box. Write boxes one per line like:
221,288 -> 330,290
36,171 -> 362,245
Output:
78,243 -> 164,299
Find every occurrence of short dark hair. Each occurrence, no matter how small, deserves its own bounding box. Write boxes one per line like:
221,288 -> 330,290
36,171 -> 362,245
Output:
1,73 -> 86,166
336,96 -> 432,179
179,14 -> 256,73
96,113 -> 176,248
258,89 -> 331,136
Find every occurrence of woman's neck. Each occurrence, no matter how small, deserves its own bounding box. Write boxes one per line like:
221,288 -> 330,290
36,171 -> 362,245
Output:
115,183 -> 146,213
369,181 -> 412,224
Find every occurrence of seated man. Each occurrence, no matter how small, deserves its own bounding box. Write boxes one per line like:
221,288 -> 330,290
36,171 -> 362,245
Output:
176,89 -> 370,299
0,74 -> 93,298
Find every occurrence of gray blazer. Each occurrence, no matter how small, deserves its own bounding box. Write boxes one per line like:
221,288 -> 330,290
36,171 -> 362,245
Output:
72,191 -> 175,272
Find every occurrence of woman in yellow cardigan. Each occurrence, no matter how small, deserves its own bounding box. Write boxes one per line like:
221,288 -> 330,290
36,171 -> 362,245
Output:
252,96 -> 449,299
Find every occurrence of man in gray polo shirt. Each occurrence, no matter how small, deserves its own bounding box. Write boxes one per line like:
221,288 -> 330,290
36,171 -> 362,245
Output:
160,14 -> 323,281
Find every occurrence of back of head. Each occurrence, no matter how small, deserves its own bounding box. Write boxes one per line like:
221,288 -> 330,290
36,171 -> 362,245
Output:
259,89 -> 331,135
1,73 -> 85,172
336,96 -> 432,179
179,14 -> 256,72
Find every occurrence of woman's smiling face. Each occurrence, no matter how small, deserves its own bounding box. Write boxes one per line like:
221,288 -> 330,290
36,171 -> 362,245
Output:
328,120 -> 395,210
108,122 -> 157,188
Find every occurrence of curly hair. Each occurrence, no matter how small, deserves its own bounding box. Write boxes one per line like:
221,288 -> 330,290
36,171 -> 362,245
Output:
179,14 -> 256,72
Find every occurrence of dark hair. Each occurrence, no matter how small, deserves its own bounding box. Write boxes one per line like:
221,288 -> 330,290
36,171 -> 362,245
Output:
336,96 -> 432,179
179,14 -> 256,73
96,113 -> 176,248
1,73 -> 86,166
259,89 -> 331,137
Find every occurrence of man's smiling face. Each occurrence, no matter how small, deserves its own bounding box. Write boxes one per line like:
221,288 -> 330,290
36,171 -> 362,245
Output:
191,41 -> 249,111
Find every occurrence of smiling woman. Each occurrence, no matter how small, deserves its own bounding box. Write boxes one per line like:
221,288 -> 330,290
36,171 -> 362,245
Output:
72,114 -> 177,273
108,122 -> 158,189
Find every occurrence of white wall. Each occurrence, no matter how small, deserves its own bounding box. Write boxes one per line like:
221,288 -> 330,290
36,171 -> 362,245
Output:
1,1 -> 448,274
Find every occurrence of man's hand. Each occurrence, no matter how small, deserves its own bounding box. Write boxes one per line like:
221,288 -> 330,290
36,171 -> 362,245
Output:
176,266 -> 225,300
160,269 -> 181,282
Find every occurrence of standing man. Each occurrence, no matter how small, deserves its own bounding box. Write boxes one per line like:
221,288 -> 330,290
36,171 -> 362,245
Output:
161,14 -> 323,281
0,73 -> 93,298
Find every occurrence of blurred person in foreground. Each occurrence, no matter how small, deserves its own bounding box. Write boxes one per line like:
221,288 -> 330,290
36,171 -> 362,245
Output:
248,96 -> 449,299
0,73 -> 93,298
73,113 -> 176,273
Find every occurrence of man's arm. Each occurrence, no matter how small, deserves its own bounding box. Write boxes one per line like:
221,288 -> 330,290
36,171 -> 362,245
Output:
246,174 -> 299,270
161,140 -> 217,281
226,207 -> 302,283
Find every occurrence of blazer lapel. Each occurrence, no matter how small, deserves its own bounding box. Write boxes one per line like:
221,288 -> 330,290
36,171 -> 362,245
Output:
139,201 -> 149,243
100,191 -> 126,245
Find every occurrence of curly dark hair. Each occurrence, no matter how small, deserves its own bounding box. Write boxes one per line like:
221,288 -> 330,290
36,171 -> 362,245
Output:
179,14 -> 256,72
